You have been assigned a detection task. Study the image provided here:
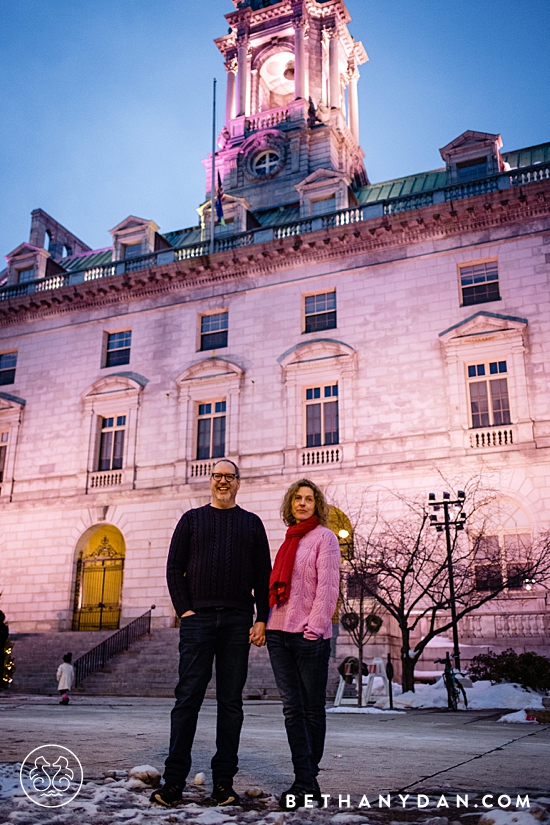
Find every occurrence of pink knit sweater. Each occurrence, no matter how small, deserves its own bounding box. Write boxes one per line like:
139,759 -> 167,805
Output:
266,525 -> 341,640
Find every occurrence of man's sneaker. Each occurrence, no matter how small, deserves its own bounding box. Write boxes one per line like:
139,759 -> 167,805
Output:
149,783 -> 184,806
212,781 -> 239,806
279,785 -> 321,810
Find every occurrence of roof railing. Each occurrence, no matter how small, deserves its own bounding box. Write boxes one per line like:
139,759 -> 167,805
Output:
2,160 -> 549,301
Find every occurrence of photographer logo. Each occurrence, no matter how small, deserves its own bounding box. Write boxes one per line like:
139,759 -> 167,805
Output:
20,744 -> 83,807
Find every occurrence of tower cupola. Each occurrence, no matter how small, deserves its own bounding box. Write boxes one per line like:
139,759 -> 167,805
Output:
203,0 -> 369,226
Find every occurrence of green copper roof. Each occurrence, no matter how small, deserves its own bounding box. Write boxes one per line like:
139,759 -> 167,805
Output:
502,142 -> 550,170
61,250 -> 113,271
164,227 -> 203,249
355,169 -> 448,204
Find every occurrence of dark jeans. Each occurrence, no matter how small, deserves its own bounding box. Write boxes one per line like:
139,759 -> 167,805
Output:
267,630 -> 331,789
164,608 -> 252,786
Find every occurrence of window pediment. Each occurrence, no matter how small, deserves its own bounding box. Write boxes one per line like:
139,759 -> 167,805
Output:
0,391 -> 26,412
439,312 -> 528,345
279,339 -> 356,370
176,358 -> 244,386
83,372 -> 148,403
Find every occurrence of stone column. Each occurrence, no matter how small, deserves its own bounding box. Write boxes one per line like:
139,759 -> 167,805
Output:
236,36 -> 248,117
348,66 -> 360,144
328,30 -> 340,109
294,19 -> 307,100
225,58 -> 237,125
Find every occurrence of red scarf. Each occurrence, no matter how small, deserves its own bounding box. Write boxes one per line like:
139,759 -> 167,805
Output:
269,515 -> 319,607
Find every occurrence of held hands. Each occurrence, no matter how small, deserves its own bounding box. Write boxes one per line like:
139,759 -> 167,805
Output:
249,621 -> 266,647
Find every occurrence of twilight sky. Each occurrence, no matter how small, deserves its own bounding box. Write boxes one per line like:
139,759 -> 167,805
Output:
1,0 -> 549,258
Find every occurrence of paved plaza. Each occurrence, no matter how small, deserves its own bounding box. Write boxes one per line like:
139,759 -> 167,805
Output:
1,694 -> 549,802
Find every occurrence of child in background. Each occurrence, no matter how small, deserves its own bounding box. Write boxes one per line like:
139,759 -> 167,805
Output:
56,652 -> 74,704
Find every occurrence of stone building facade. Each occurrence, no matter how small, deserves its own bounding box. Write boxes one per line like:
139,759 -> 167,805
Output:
1,0 -> 549,671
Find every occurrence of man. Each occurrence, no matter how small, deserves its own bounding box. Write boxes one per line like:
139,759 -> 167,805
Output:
151,459 -> 271,807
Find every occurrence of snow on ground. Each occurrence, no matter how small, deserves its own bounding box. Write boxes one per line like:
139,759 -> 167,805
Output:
497,710 -> 539,724
369,680 -> 546,711
479,807 -> 550,825
1,764 -> 549,825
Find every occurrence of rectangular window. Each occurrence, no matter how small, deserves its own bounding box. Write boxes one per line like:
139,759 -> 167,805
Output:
347,570 -> 378,599
311,196 -> 336,216
457,159 -> 488,183
474,534 -> 530,592
304,292 -> 337,333
0,352 -> 17,386
460,261 -> 500,306
123,243 -> 143,259
0,432 -> 8,484
17,267 -> 35,284
474,536 -> 503,591
467,361 -> 510,428
98,416 -> 126,471
105,331 -> 131,367
196,400 -> 226,460
200,312 -> 228,351
305,384 -> 339,447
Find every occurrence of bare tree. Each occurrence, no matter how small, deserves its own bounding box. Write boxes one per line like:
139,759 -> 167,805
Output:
340,564 -> 381,705
331,482 -> 550,694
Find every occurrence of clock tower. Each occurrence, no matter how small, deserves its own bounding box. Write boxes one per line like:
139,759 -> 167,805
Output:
202,0 -> 368,234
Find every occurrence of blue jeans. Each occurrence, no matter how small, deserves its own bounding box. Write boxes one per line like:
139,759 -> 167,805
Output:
267,630 -> 331,789
164,608 -> 252,785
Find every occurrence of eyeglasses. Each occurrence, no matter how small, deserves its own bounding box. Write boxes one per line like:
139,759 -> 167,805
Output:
211,473 -> 238,481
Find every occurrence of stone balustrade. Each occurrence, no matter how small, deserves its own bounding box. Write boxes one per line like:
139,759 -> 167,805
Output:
469,427 -> 514,449
1,160 -> 548,303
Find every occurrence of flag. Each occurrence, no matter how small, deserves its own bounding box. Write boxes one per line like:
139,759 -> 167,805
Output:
215,172 -> 225,225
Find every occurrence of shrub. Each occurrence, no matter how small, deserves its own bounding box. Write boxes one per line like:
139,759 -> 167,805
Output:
467,648 -> 550,693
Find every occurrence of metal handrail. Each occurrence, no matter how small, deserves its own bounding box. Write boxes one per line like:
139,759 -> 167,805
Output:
73,605 -> 155,687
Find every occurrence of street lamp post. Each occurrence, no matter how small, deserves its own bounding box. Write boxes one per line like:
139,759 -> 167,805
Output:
428,490 -> 467,671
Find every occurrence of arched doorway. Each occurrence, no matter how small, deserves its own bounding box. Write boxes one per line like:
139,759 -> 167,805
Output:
327,506 -> 354,656
72,525 -> 125,631
327,506 -> 354,560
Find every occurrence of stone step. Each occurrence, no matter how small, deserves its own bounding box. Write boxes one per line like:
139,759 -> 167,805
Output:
9,630 -> 115,694
8,628 -> 343,699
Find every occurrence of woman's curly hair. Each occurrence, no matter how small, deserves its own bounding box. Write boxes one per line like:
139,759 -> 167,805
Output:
280,478 -> 329,527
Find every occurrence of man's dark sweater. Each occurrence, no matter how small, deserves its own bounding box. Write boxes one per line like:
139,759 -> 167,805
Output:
166,504 -> 272,623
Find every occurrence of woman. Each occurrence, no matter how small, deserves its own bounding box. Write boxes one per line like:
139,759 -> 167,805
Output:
266,479 -> 340,810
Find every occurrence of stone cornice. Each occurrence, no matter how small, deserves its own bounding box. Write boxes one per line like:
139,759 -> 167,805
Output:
1,181 -> 548,327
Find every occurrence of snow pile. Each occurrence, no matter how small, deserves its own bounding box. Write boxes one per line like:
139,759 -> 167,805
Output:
378,679 -> 546,711
478,805 -> 550,825
497,709 -> 539,724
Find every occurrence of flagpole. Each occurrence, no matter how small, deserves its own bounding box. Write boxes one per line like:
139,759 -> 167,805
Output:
210,78 -> 217,256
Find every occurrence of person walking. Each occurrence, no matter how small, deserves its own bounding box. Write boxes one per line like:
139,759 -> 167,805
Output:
56,652 -> 75,704
151,459 -> 271,808
266,479 -> 340,810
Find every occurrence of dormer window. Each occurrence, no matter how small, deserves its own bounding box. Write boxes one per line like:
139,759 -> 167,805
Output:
123,243 -> 143,260
457,158 -> 488,183
17,267 -> 35,284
